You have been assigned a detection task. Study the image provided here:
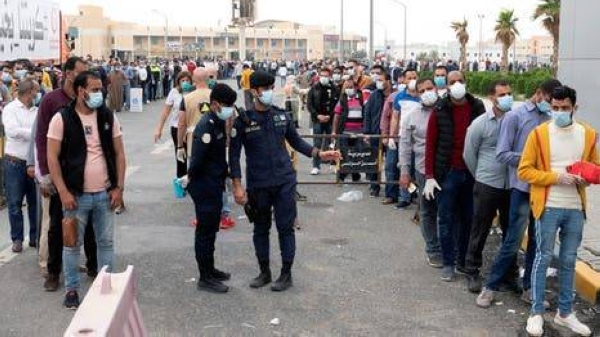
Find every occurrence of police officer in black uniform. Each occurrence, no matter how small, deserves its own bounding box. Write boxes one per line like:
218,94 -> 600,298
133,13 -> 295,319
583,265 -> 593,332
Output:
230,71 -> 340,292
187,83 -> 237,293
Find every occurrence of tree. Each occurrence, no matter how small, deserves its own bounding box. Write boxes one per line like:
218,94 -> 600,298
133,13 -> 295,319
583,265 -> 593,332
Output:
533,0 -> 560,75
495,9 -> 519,72
450,19 -> 469,70
351,49 -> 367,59
428,50 -> 440,62
416,52 -> 428,62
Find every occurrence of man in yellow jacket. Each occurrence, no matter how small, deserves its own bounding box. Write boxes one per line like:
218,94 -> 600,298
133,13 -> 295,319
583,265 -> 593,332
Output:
518,86 -> 596,337
240,64 -> 254,110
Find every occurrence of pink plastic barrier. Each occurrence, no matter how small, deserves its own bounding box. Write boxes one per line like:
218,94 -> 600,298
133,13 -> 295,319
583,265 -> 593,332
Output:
64,265 -> 147,337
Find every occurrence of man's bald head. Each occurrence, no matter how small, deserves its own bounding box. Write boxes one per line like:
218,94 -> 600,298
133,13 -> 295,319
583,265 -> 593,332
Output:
193,68 -> 208,86
447,71 -> 464,86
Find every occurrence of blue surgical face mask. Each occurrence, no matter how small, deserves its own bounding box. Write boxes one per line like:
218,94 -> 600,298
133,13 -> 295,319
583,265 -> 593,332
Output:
258,89 -> 274,106
552,110 -> 573,128
536,100 -> 551,114
496,95 -> 514,112
207,79 -> 217,89
15,69 -> 27,79
434,76 -> 446,88
85,92 -> 104,109
34,92 -> 42,106
181,82 -> 194,93
218,106 -> 235,121
2,73 -> 12,84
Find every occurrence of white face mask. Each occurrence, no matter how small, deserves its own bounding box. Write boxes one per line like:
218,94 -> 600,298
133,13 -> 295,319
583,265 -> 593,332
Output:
319,77 -> 330,86
449,82 -> 467,100
345,88 -> 356,97
407,79 -> 417,91
376,80 -> 385,90
332,74 -> 342,82
421,90 -> 438,106
370,74 -> 380,82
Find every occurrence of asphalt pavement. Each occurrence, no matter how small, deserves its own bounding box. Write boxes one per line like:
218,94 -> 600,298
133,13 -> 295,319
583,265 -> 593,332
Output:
0,82 -> 598,337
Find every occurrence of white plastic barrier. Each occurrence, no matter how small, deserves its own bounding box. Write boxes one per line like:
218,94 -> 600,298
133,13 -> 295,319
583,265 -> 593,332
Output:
129,88 -> 143,113
64,265 -> 147,337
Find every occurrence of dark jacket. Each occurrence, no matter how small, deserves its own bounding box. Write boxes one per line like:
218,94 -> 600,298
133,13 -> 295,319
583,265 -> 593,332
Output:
431,93 -> 486,182
59,102 -> 118,195
307,82 -> 339,124
363,89 -> 387,135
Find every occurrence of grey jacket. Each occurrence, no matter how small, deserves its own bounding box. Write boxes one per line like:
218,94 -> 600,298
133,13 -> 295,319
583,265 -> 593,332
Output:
399,104 -> 433,176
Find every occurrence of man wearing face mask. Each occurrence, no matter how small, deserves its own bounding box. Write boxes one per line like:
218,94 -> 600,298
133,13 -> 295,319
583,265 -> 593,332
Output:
389,69 -> 420,207
36,57 -> 98,291
363,71 -> 392,197
433,65 -> 448,98
423,70 -> 486,282
230,71 -> 341,292
47,71 -> 126,309
187,83 -> 238,294
177,68 -> 211,163
2,79 -> 40,253
399,78 -> 442,267
347,59 -> 371,91
462,80 -> 513,293
477,78 -> 562,308
307,68 -> 339,175
520,86 -> 595,337
331,66 -> 345,92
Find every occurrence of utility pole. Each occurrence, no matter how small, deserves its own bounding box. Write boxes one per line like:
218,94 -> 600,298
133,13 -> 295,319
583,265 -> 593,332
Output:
369,0 -> 374,65
339,0 -> 344,62
478,14 -> 484,62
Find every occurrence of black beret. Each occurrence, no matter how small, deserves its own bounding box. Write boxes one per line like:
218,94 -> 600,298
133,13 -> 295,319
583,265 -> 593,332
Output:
250,71 -> 275,89
210,83 -> 237,105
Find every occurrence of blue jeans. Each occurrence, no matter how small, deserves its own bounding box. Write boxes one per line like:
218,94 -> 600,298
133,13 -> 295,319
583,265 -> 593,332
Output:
531,208 -> 583,315
221,179 -> 232,216
415,171 -> 441,257
63,191 -> 114,292
486,189 -> 537,290
4,159 -> 37,242
436,169 -> 474,267
312,123 -> 331,169
123,83 -> 131,109
384,147 -> 399,201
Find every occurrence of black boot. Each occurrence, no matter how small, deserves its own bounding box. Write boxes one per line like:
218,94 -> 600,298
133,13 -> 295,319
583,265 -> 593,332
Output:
197,258 -> 228,293
250,260 -> 272,288
211,268 -> 231,282
271,261 -> 293,292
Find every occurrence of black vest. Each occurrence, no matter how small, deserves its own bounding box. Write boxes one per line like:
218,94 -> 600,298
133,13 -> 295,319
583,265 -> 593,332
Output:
432,94 -> 485,181
59,103 -> 118,195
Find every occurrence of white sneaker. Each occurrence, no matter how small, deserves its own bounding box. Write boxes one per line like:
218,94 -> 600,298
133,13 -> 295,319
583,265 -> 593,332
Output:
310,168 -> 320,175
526,315 -> 544,337
554,312 -> 591,336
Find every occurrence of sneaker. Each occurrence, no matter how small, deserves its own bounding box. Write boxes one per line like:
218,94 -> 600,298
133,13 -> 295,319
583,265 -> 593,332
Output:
467,274 -> 483,294
553,312 -> 591,336
476,288 -> 495,308
211,268 -> 231,282
310,168 -> 320,175
395,201 -> 411,209
219,216 -> 236,229
44,274 -> 60,292
427,255 -> 443,269
441,266 -> 455,282
526,315 -> 544,337
381,197 -> 396,205
454,265 -> 470,276
369,189 -> 380,198
520,289 -> 550,309
28,240 -> 36,248
197,278 -> 228,293
12,240 -> 23,253
63,290 -> 80,310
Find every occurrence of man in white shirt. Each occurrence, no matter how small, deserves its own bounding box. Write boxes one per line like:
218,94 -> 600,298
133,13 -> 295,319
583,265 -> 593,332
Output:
2,79 -> 40,252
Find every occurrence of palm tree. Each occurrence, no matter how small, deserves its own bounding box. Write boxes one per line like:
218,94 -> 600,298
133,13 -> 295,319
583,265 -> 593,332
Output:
451,19 -> 469,70
533,0 -> 560,75
495,9 -> 519,72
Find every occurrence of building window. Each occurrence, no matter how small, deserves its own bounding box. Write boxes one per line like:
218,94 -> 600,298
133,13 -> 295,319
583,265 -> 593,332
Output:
214,38 -> 220,46
151,36 -> 158,45
271,39 -> 277,47
258,39 -> 264,47
298,40 -> 306,48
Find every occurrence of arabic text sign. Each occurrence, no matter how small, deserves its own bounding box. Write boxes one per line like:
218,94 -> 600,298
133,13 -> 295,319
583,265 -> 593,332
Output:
0,0 -> 61,60
339,141 -> 379,174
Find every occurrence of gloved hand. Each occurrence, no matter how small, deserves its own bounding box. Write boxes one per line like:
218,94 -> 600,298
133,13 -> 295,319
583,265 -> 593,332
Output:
176,148 -> 187,163
387,138 -> 397,150
423,178 -> 442,201
178,175 -> 190,189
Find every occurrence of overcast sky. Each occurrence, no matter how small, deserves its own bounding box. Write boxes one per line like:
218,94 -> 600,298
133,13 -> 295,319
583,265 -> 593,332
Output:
59,0 -> 549,45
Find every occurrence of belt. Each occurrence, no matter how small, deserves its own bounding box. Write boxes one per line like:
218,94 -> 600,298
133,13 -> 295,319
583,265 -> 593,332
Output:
4,154 -> 26,164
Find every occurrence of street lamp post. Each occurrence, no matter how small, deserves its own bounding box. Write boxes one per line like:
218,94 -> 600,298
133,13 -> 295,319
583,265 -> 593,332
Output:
370,0 -> 407,63
480,15 -> 485,62
375,21 -> 388,60
179,26 -> 183,59
152,9 -> 168,58
339,0 -> 344,62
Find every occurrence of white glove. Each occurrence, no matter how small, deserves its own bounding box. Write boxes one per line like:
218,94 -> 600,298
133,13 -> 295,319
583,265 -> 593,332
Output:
387,138 -> 397,150
423,178 -> 442,201
178,175 -> 190,188
176,148 -> 187,163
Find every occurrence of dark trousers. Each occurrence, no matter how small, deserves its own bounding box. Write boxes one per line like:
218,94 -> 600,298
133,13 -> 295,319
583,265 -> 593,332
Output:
368,138 -> 380,193
312,122 -> 331,169
194,210 -> 221,272
170,127 -> 187,178
338,136 -> 361,182
437,169 -> 474,267
465,182 -> 511,275
236,75 -> 242,89
149,81 -> 157,101
248,181 -> 296,263
47,194 -> 97,276
162,78 -> 170,98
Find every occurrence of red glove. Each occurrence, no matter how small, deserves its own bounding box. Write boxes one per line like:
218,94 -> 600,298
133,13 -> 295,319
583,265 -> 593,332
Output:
566,161 -> 600,184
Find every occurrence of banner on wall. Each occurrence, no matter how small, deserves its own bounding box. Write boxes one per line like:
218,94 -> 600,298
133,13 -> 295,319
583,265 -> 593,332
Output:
0,0 -> 61,61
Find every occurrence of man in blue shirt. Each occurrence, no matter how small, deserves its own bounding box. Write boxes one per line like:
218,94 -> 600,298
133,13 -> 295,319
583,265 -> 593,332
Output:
476,78 -> 562,308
